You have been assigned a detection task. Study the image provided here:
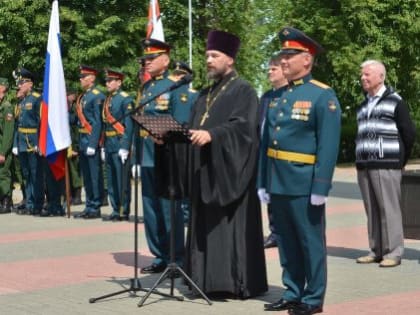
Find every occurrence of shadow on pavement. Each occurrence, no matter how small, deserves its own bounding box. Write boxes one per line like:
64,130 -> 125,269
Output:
327,246 -> 420,263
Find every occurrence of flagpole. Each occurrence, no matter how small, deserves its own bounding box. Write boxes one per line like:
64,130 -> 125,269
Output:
65,156 -> 71,218
188,0 -> 192,70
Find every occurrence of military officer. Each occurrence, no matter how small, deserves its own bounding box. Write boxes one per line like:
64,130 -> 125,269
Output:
74,65 -> 105,219
0,78 -> 15,214
12,68 -> 45,215
258,53 -> 289,249
137,39 -> 187,274
259,27 -> 341,315
102,69 -> 134,221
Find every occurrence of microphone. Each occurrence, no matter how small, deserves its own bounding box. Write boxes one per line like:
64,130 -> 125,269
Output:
168,74 -> 193,91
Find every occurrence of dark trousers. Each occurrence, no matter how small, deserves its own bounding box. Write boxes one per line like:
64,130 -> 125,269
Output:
106,152 -> 131,215
19,152 -> 44,210
271,194 -> 327,307
79,151 -> 103,211
141,167 -> 185,266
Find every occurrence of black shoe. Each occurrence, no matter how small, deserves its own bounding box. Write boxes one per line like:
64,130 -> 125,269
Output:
74,210 -> 88,218
40,209 -> 52,217
121,214 -> 130,221
264,299 -> 299,311
104,212 -> 121,221
14,200 -> 26,210
140,263 -> 166,274
16,208 -> 27,215
30,209 -> 41,216
288,303 -> 323,315
264,234 -> 277,249
85,210 -> 101,219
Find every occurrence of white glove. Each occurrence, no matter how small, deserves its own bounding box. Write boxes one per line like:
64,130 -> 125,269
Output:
131,164 -> 141,179
86,147 -> 96,156
100,148 -> 106,161
310,194 -> 327,206
118,149 -> 129,164
12,147 -> 18,156
258,188 -> 270,204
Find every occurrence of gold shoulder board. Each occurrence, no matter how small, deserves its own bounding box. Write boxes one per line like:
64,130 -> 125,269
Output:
310,80 -> 330,89
120,91 -> 128,97
92,89 -> 100,95
32,91 -> 41,98
168,75 -> 178,82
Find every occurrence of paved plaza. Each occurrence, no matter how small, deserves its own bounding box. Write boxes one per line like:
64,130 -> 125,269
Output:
1,165 -> 420,315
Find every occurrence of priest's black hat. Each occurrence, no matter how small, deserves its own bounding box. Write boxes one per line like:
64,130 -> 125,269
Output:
206,30 -> 241,59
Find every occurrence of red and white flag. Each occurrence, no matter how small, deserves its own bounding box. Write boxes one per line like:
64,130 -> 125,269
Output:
146,0 -> 165,41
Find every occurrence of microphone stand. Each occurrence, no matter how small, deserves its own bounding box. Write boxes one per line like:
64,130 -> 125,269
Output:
87,78 -> 192,304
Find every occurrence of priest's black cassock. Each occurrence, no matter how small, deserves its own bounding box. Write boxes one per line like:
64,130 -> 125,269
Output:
185,70 -> 268,298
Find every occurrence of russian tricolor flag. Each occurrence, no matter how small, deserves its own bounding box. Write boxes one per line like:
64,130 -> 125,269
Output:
39,0 -> 71,180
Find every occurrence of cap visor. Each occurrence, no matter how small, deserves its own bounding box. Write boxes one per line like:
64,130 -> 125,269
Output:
279,49 -> 306,55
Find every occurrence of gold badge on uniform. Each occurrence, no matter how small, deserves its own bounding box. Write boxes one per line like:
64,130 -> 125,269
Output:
25,103 -> 33,110
268,98 -> 278,108
328,100 -> 337,112
180,93 -> 188,103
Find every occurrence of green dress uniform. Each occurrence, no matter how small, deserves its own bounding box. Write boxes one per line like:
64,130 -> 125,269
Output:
0,96 -> 15,212
13,90 -> 45,214
76,85 -> 105,217
103,88 -> 134,219
138,70 -> 189,268
258,73 -> 341,308
258,86 -> 287,242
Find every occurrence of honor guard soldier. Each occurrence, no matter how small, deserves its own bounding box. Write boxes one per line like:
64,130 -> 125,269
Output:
74,65 -> 105,218
0,78 -> 15,214
102,69 -> 134,221
137,38 -> 186,274
12,68 -> 45,215
259,27 -> 341,314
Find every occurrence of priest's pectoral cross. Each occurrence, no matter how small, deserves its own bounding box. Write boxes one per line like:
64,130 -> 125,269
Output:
200,112 -> 209,126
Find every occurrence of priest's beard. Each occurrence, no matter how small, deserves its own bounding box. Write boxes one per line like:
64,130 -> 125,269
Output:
207,69 -> 222,81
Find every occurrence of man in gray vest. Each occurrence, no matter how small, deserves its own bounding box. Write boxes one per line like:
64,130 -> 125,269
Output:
355,60 -> 416,268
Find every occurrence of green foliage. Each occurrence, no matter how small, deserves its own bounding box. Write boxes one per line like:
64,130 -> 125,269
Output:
0,0 -> 418,158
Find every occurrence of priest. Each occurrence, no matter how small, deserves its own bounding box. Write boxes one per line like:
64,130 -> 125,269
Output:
186,30 -> 268,299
